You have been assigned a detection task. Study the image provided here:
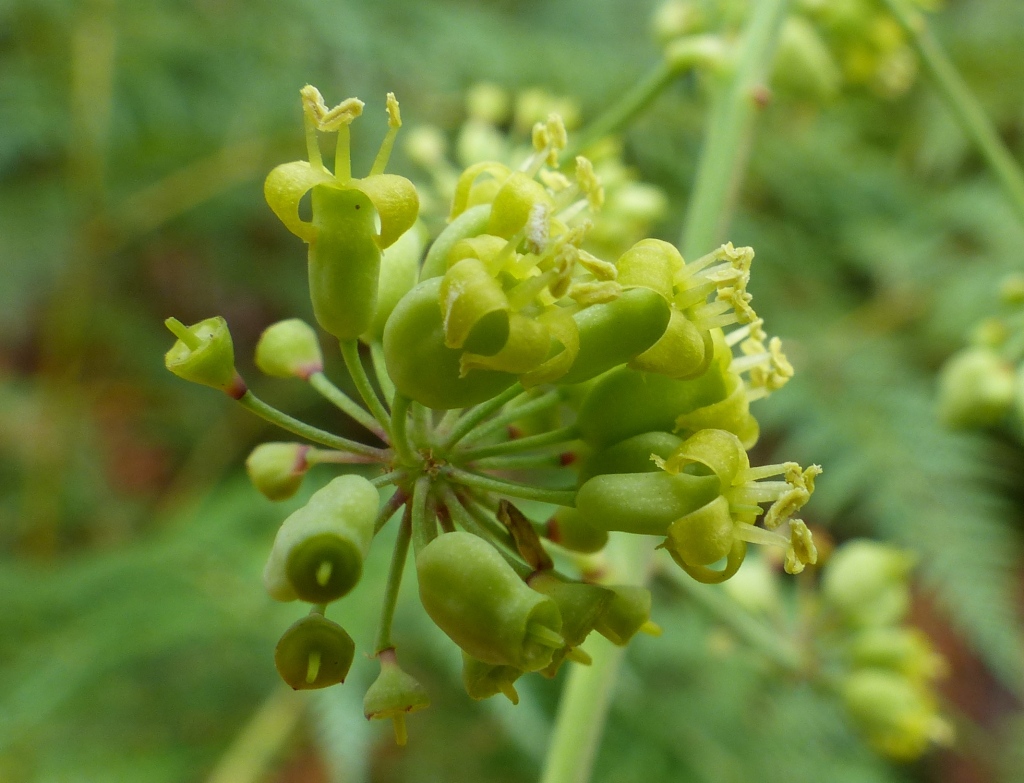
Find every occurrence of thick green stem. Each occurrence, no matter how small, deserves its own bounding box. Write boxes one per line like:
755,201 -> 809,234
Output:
237,391 -> 388,461
562,59 -> 679,161
374,506 -> 412,654
339,340 -> 392,435
680,0 -> 789,258
442,467 -> 576,507
542,5 -> 791,782
441,383 -> 524,450
539,535 -> 655,783
308,371 -> 387,441
883,0 -> 1024,225
456,426 -> 579,462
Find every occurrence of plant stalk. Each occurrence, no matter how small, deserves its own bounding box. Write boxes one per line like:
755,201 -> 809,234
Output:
883,0 -> 1024,225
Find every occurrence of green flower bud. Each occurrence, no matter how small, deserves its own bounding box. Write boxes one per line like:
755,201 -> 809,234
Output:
772,17 -> 841,101
579,431 -> 683,485
439,258 -> 511,354
246,442 -> 309,501
616,239 -> 682,298
263,474 -> 380,603
577,363 -> 728,449
545,507 -> 609,554
362,222 -> 427,342
466,83 -> 511,124
576,471 -> 720,535
629,309 -> 711,379
652,0 -> 705,44
364,649 -> 430,746
255,319 -> 323,380
456,119 -> 508,167
308,183 -> 382,340
664,495 -> 735,567
675,370 -> 759,448
420,204 -> 492,280
486,172 -> 553,239
822,540 -> 914,626
560,287 -> 672,385
529,572 -> 613,675
275,612 -> 355,690
164,316 -> 245,397
937,347 -> 1014,429
461,653 -> 523,704
850,628 -> 947,683
383,278 -> 517,409
594,585 -> 653,646
416,532 -> 563,671
354,173 -> 420,250
842,669 -> 952,760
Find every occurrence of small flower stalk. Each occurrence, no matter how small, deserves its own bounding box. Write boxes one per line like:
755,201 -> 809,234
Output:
162,84 -> 829,747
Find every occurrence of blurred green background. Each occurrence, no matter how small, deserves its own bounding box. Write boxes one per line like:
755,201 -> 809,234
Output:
2,0 -> 1024,781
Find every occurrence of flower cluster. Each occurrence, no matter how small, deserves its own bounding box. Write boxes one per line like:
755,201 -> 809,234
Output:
822,541 -> 952,759
937,273 -> 1024,431
162,86 -> 819,745
654,0 -> 932,101
403,83 -> 667,260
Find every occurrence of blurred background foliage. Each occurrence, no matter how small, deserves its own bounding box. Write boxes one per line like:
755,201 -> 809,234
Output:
1,0 -> 1024,781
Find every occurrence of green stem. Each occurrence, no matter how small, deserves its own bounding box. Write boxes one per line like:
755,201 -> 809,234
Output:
679,0 -> 789,258
441,383 -> 524,450
305,448 -> 380,465
461,390 -> 561,446
562,59 -> 679,161
339,340 -> 392,435
390,394 -> 419,465
369,341 -> 396,404
374,506 -> 412,654
883,0 -> 1024,225
410,476 -> 434,556
442,467 -> 576,507
308,371 -> 387,441
371,470 -> 405,488
374,490 -> 408,535
237,391 -> 388,461
471,453 -> 566,471
542,6 -> 791,782
440,486 -> 531,579
455,426 -> 579,462
539,535 -> 655,783
411,403 -> 433,448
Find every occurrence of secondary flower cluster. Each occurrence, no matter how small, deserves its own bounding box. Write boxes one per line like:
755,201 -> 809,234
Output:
654,0 -> 930,101
822,541 -> 952,759
163,86 -> 819,745
937,273 -> 1024,432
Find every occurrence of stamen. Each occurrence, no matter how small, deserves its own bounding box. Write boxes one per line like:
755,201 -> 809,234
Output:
164,317 -> 201,350
306,650 -> 321,684
316,560 -> 333,587
370,92 -> 402,176
566,647 -> 593,665
499,682 -> 520,705
526,623 -> 565,649
392,713 -> 408,746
